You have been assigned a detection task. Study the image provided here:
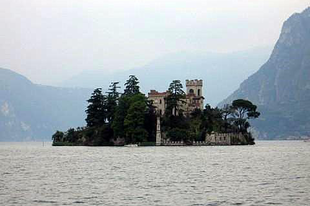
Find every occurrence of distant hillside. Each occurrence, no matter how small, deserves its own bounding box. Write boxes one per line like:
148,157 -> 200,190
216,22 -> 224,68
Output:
0,68 -> 92,141
61,47 -> 271,106
220,7 -> 310,139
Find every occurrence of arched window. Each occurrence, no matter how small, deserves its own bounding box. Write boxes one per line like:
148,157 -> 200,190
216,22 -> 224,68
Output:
198,89 -> 201,96
189,89 -> 194,94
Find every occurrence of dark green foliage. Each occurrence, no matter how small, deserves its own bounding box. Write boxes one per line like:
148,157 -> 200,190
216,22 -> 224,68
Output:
165,80 -> 186,116
231,99 -> 260,133
85,88 -> 106,127
112,82 -> 155,143
112,76 -> 149,142
124,99 -> 148,143
163,115 -> 189,130
221,104 -> 235,132
52,75 -> 260,146
65,128 -> 76,142
188,109 -> 204,141
52,128 -> 77,144
91,125 -> 114,146
162,112 -> 190,142
105,82 -> 120,124
112,95 -> 130,138
52,131 -> 64,142
167,128 -> 190,142
202,104 -> 223,133
123,75 -> 140,96
144,100 -> 157,142
161,99 -> 259,144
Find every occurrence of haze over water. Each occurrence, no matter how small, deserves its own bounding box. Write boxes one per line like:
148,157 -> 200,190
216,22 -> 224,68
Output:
1,141 -> 309,206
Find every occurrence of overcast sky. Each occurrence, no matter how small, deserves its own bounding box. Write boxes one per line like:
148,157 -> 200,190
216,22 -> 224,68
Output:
0,0 -> 309,85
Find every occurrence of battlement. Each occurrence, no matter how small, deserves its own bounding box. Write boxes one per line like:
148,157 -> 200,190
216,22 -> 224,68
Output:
148,90 -> 168,97
186,79 -> 203,86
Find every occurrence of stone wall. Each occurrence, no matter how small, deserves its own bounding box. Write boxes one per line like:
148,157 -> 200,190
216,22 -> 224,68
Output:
205,132 -> 247,145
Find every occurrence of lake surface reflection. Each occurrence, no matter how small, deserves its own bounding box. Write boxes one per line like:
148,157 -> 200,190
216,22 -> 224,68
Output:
0,141 -> 309,206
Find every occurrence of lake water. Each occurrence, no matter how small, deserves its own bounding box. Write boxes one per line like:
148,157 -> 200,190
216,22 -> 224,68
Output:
0,141 -> 309,206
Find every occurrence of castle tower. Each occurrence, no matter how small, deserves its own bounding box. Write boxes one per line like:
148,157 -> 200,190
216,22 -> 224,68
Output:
185,79 -> 204,112
186,79 -> 203,97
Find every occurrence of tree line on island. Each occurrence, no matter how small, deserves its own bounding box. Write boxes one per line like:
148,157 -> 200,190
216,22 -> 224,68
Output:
52,75 -> 260,146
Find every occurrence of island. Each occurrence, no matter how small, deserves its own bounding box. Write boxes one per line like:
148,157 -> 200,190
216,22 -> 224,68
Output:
52,75 -> 260,146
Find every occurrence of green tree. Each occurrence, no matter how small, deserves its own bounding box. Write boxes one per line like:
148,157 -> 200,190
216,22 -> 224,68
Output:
112,95 -> 130,138
221,104 -> 235,132
165,80 -> 186,116
202,104 -> 223,133
231,99 -> 260,132
112,76 -> 146,140
124,100 -> 148,143
52,131 -> 64,142
65,128 -> 76,142
124,75 -> 140,96
106,82 -> 120,124
144,100 -> 157,142
166,128 -> 190,142
85,88 -> 106,127
189,109 -> 203,141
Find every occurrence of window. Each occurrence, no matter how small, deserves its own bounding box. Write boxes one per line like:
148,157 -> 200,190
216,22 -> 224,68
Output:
189,89 -> 194,94
160,99 -> 162,104
198,89 -> 201,96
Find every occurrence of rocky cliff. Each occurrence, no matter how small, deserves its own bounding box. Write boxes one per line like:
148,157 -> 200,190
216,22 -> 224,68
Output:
220,7 -> 310,139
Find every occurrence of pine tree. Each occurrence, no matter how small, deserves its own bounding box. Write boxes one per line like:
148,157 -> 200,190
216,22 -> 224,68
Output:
166,80 -> 186,116
123,75 -> 140,96
231,99 -> 260,133
106,82 -> 120,124
85,88 -> 106,127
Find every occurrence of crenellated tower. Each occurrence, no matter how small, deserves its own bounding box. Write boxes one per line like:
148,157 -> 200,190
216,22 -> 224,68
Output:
185,79 -> 204,112
186,79 -> 203,97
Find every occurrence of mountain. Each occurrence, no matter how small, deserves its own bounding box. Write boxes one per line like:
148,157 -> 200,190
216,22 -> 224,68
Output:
220,7 -> 310,139
0,68 -> 92,141
61,47 -> 271,106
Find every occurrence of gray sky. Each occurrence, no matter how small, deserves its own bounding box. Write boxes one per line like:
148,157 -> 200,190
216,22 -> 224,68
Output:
0,0 -> 309,85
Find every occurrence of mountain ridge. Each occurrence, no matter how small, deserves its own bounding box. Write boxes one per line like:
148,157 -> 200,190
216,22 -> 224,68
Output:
219,7 -> 310,139
60,47 -> 271,106
0,67 -> 92,141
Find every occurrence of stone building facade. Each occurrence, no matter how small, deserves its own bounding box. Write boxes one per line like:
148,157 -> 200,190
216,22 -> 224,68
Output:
148,79 -> 204,116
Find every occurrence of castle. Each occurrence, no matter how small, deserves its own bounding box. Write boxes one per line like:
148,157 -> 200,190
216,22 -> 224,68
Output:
148,79 -> 204,116
148,79 -> 248,146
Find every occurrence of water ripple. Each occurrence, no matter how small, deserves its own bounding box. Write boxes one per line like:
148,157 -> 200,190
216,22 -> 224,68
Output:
0,141 -> 309,206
